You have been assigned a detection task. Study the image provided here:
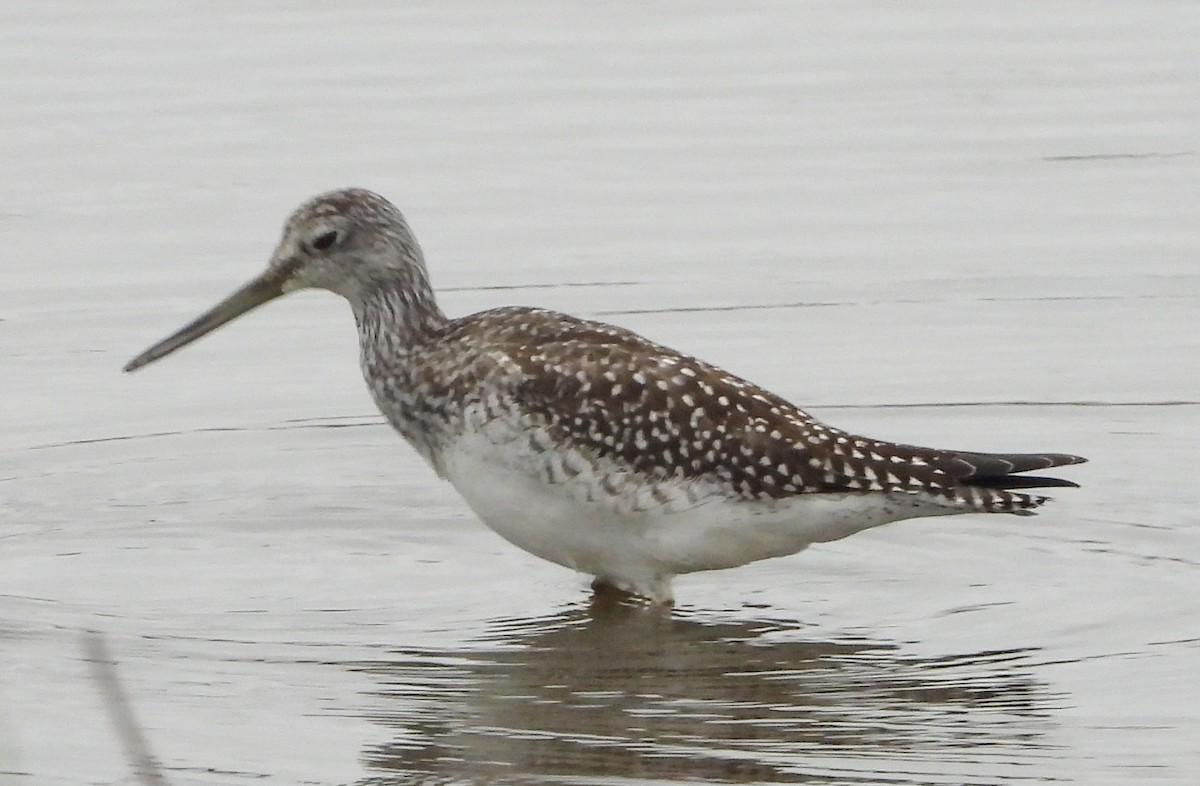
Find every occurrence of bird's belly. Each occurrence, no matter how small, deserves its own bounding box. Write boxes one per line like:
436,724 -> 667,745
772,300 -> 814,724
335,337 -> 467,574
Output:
435,429 -> 942,584
438,435 -> 665,578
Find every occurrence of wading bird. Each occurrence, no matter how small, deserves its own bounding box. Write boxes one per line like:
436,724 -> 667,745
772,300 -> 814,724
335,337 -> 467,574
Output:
126,189 -> 1085,604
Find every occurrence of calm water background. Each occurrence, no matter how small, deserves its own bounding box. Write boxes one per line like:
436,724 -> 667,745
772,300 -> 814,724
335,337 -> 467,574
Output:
2,2 -> 1198,784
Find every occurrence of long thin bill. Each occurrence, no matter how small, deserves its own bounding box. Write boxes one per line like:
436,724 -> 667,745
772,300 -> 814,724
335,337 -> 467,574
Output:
124,270 -> 288,372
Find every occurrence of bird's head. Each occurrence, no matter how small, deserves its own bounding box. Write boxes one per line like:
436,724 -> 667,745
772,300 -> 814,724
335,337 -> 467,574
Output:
124,188 -> 434,373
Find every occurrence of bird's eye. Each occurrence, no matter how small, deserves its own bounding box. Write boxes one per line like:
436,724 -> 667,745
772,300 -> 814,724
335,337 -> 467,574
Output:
311,230 -> 339,251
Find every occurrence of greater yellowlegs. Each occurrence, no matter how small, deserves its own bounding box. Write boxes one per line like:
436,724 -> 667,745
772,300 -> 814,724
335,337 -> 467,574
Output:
125,188 -> 1085,603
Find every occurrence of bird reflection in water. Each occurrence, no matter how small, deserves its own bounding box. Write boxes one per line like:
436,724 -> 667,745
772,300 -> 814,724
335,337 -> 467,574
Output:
350,602 -> 1058,785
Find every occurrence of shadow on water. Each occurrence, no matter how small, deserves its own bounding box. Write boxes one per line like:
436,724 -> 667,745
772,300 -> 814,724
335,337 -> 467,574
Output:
348,602 -> 1062,785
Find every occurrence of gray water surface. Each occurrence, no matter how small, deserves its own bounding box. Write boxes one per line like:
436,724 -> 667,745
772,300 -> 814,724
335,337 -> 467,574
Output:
2,3 -> 1198,785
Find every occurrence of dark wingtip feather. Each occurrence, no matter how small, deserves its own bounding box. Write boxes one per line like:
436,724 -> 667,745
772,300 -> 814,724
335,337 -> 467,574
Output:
1037,453 -> 1088,468
969,474 -> 1081,491
951,450 -> 1088,474
932,449 -> 1087,492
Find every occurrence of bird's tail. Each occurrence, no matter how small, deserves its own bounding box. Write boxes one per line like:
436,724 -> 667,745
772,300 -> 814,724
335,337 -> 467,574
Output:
918,448 -> 1086,516
843,438 -> 1087,517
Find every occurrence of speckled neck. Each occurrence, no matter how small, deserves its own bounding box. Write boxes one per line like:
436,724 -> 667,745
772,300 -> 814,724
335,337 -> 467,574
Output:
350,260 -> 448,362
